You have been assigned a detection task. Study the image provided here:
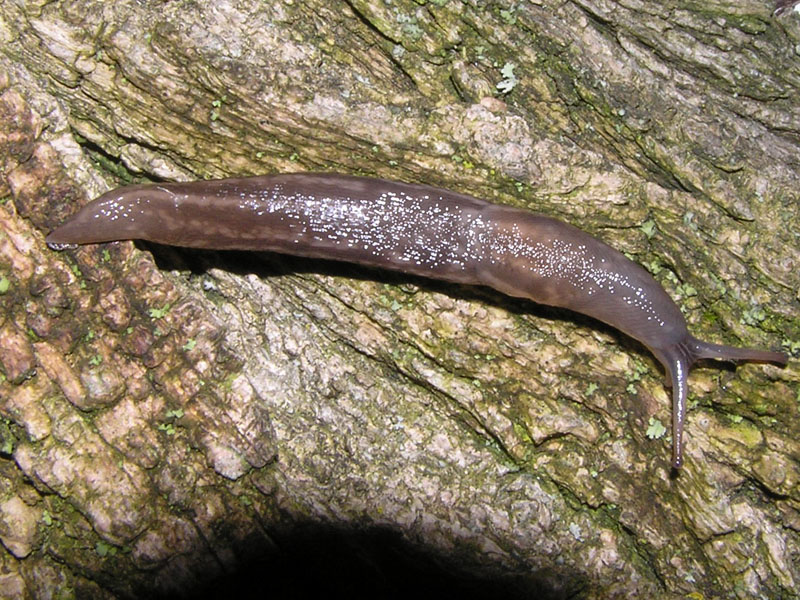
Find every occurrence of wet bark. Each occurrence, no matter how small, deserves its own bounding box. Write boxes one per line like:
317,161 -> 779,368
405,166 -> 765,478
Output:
1,1 -> 798,598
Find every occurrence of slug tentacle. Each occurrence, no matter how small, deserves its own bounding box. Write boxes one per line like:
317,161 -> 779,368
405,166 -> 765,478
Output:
45,173 -> 789,469
667,354 -> 689,470
688,336 -> 789,365
652,341 -> 693,469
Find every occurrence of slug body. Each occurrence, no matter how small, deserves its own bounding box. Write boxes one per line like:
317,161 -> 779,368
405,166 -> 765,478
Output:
775,0 -> 800,16
46,173 -> 788,468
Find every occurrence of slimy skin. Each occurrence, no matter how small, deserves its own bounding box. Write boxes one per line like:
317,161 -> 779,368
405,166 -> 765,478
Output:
46,173 -> 788,468
775,0 -> 800,16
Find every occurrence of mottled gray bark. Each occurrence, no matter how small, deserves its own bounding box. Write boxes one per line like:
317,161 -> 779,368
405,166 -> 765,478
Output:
0,1 -> 798,598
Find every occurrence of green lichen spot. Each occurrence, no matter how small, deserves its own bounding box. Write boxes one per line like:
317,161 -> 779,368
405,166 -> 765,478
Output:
741,306 -> 767,326
0,275 -> 9,294
644,260 -> 663,275
95,541 -> 117,557
210,96 -> 227,122
626,359 -> 649,382
640,220 -> 656,239
496,62 -> 518,94
675,283 -> 697,298
182,338 -> 197,351
148,303 -> 171,320
646,417 -> 667,440
396,14 -> 423,41
499,8 -> 516,25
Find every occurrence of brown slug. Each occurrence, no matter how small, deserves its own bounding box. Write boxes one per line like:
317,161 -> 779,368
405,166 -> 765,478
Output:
46,173 -> 788,468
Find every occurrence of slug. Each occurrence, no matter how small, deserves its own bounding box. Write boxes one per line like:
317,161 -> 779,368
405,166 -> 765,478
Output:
775,0 -> 799,15
46,173 -> 788,468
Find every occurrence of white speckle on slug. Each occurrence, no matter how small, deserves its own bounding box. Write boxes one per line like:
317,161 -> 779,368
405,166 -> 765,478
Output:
232,181 -> 665,329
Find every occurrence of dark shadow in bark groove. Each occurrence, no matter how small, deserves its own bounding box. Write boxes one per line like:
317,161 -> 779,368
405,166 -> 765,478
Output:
144,241 -> 651,365
168,523 -> 582,600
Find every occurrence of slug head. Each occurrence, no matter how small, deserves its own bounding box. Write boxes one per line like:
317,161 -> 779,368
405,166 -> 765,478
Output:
653,336 -> 787,469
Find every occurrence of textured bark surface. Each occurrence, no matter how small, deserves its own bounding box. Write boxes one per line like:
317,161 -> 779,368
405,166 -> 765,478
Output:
0,1 -> 799,598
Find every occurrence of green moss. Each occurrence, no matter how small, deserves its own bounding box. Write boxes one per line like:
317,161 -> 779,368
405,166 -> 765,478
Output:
0,419 -> 13,454
512,422 -> 532,443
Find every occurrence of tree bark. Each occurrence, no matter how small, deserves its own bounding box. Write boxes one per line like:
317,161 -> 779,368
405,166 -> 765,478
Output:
1,1 -> 798,598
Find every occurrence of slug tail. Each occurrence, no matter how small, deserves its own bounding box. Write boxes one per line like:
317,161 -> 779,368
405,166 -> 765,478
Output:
688,336 -> 788,366
45,221 -> 98,247
46,204 -> 128,247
